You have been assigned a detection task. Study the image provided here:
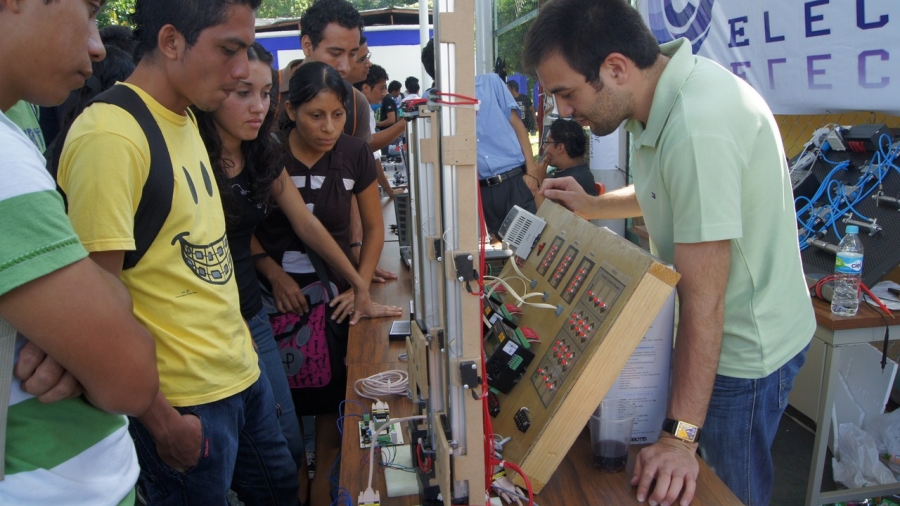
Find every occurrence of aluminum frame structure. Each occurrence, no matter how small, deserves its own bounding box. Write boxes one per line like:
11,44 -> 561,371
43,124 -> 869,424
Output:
406,0 -> 487,504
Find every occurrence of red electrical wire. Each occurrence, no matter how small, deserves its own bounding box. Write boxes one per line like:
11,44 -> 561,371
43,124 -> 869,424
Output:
861,283 -> 893,316
815,275 -> 893,316
432,91 -> 480,106
477,181 -> 496,493
476,172 -> 536,506
505,303 -> 523,315
519,327 -> 540,342
500,460 -> 535,506
416,441 -> 433,473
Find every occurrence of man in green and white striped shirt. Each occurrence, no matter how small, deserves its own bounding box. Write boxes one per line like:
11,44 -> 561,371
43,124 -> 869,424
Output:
0,1 -> 158,504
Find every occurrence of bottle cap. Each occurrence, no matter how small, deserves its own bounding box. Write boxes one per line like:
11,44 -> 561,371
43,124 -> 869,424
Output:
846,225 -> 859,234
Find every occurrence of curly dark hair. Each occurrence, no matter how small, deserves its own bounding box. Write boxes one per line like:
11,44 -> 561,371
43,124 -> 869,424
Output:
300,0 -> 363,50
194,42 -> 281,221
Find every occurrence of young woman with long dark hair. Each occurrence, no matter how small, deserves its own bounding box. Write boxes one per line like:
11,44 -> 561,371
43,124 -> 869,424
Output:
194,44 -> 399,503
254,60 -> 394,506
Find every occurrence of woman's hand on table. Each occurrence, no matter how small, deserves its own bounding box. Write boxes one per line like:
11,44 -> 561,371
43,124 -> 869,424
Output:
372,266 -> 398,283
329,288 -> 402,325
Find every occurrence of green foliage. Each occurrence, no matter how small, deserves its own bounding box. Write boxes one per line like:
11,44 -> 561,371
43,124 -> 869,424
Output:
352,0 -> 424,9
97,0 -> 425,28
97,0 -> 135,28
495,0 -> 538,91
257,0 -> 312,19
496,0 -> 537,29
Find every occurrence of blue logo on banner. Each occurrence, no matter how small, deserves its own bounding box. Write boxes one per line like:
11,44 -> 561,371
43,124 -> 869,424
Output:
647,0 -> 715,54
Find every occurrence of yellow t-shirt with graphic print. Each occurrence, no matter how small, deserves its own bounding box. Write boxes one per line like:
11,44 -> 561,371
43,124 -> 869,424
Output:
58,83 -> 258,407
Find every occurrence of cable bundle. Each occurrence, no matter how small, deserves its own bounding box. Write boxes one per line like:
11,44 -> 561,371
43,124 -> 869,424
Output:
504,303 -> 523,316
796,133 -> 900,251
353,370 -> 409,402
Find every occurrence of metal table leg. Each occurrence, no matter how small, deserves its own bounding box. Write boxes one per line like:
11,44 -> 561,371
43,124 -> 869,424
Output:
805,339 -> 841,506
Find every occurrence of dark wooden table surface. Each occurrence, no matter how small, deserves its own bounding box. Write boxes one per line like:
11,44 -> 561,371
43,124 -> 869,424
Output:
810,293 -> 892,331
340,212 -> 741,505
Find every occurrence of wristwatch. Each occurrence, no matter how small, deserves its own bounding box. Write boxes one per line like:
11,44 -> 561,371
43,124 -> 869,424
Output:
661,418 -> 701,443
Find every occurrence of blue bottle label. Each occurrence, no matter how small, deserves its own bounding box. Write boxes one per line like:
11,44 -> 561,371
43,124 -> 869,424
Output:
835,252 -> 863,274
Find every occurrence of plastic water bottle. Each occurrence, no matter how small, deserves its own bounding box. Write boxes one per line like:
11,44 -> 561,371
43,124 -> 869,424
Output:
831,225 -> 864,317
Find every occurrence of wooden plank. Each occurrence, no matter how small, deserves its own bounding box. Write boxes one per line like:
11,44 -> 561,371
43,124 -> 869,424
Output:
811,295 -> 890,331
406,325 -> 429,401
347,242 -> 413,366
432,412 -> 453,506
516,274 -> 676,491
534,429 -> 743,506
433,0 -> 485,501
340,233 -> 742,506
487,201 -> 679,493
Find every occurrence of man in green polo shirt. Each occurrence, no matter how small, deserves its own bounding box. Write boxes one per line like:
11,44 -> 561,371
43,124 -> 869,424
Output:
524,1 -> 815,505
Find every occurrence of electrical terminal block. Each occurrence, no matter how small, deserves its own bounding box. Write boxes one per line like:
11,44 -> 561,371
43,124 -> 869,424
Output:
514,407 -> 531,433
488,391 -> 501,418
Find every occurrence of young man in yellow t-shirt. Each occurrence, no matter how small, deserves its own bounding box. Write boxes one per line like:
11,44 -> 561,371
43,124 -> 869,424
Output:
57,1 -> 298,503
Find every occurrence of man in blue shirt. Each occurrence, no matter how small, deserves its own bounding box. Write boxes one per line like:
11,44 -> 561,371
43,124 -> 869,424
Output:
422,39 -> 540,237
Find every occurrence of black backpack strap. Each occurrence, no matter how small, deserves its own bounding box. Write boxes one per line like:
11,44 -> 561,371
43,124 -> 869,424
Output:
88,85 -> 174,270
306,248 -> 336,301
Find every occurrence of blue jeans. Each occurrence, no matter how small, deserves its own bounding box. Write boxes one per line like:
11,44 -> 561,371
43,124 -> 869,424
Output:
129,371 -> 299,505
249,308 -> 306,468
699,344 -> 809,506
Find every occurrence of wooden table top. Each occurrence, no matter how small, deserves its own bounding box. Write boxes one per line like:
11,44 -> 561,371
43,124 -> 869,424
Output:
811,294 -> 895,331
341,241 -> 741,505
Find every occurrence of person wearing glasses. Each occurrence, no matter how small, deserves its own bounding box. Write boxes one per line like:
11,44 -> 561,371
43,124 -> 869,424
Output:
347,36 -> 372,85
541,118 -> 598,197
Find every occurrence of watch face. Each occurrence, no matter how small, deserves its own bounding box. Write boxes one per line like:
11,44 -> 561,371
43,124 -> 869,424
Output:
675,421 -> 699,442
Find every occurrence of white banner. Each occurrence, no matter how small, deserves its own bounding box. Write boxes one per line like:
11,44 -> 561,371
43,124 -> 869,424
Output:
639,0 -> 900,114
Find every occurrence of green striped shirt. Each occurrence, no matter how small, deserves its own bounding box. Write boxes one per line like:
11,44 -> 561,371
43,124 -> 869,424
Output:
0,109 -> 139,504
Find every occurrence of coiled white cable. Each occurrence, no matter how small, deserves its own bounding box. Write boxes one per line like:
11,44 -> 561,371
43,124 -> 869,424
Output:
354,370 -> 409,402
